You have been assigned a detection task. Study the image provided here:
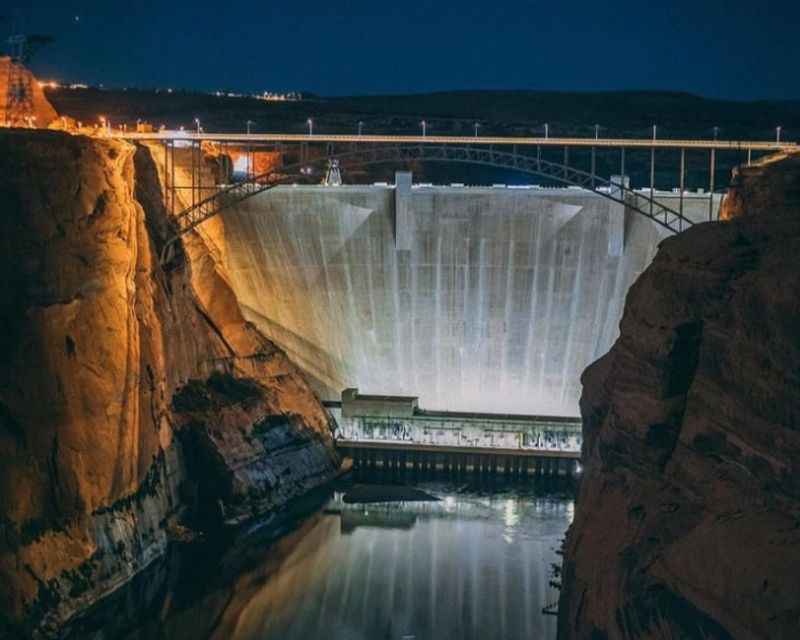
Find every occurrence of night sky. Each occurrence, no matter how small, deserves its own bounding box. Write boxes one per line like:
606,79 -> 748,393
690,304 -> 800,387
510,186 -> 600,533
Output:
9,0 -> 800,100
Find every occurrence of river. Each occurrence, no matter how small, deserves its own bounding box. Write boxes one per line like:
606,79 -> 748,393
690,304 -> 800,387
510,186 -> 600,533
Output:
66,478 -> 574,640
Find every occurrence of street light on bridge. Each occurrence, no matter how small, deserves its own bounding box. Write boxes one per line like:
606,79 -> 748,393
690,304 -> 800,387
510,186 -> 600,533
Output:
307,118 -> 314,136
594,124 -> 600,140
358,120 -> 364,136
713,126 -> 720,141
777,126 -> 783,143
194,118 -> 201,134
652,124 -> 657,141
544,123 -> 549,139
421,120 -> 427,137
474,122 -> 480,137
246,120 -> 255,134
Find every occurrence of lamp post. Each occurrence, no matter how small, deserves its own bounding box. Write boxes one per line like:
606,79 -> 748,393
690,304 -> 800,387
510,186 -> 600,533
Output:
358,120 -> 364,136
421,120 -> 427,137
594,123 -> 600,140
474,121 -> 480,137
652,124 -> 657,141
713,126 -> 720,141
307,118 -> 313,136
777,126 -> 782,143
544,123 -> 549,139
246,120 -> 255,134
194,117 -> 201,134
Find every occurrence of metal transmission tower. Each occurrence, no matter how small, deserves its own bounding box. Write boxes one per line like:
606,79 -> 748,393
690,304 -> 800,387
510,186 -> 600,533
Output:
5,35 -> 32,125
323,158 -> 342,186
2,27 -> 53,126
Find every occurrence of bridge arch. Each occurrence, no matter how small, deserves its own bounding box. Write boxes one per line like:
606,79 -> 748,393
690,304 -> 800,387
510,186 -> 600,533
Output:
162,144 -> 694,263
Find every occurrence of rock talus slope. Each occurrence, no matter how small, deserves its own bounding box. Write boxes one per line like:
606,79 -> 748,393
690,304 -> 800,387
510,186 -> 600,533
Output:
0,130 -> 340,636
558,152 -> 800,639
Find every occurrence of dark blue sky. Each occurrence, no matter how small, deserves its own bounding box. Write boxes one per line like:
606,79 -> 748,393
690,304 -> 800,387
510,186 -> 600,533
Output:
10,0 -> 800,99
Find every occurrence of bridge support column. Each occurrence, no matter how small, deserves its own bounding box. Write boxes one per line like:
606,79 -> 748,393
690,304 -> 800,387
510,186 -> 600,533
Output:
708,149 -> 716,221
394,171 -> 413,250
609,175 -> 629,256
679,149 -> 686,231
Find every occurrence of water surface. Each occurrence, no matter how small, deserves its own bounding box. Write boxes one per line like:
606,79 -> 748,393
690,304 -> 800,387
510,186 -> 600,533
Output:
70,480 -> 573,640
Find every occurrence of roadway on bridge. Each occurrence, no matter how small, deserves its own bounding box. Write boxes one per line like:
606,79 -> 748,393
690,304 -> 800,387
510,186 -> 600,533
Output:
113,131 -> 793,151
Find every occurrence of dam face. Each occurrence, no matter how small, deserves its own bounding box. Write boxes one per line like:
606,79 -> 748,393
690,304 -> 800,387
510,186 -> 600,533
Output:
220,179 -> 717,416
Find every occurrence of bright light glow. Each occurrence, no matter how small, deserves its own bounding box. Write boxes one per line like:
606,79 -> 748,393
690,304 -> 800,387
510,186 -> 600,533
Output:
259,90 -> 302,102
503,498 -> 519,529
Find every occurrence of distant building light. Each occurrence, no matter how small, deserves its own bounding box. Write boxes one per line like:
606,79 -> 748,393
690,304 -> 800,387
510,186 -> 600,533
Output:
256,90 -> 303,102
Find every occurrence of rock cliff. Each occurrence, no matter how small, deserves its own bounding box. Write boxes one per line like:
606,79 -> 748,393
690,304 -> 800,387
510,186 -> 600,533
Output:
0,130 -> 340,637
558,151 -> 800,639
0,58 -> 59,127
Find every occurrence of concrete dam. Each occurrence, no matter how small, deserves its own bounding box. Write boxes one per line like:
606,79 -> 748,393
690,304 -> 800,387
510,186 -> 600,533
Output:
219,176 -> 719,416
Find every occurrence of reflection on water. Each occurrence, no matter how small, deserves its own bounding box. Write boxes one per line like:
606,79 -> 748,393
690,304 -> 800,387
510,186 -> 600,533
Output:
68,480 -> 573,640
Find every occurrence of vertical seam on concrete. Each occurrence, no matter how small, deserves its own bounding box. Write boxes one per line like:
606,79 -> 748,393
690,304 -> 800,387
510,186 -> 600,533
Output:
558,209 -> 587,407
535,203 -> 558,410
522,197 -> 545,393
435,231 -> 443,402
588,201 -> 616,358
501,205 -> 516,398
477,237 -> 487,397
365,212 -> 378,386
461,231 -> 470,404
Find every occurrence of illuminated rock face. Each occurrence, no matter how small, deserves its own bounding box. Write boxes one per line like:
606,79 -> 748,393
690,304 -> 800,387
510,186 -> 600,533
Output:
221,185 -> 714,416
0,131 -> 338,634
0,57 -> 58,126
558,152 -> 800,639
720,150 -> 800,221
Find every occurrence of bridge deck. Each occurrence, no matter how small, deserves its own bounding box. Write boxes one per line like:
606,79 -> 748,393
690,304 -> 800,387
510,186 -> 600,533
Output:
114,131 -> 792,151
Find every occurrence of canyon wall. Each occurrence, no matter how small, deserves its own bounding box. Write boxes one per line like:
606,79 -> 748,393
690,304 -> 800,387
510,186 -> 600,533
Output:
558,152 -> 800,639
0,130 -> 340,637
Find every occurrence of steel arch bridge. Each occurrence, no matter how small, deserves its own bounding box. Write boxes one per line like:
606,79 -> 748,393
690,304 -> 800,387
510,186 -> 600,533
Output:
162,144 -> 695,263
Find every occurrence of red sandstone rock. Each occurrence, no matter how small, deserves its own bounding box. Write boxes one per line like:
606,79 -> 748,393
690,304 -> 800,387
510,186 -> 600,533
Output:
0,57 -> 59,127
0,130 -> 339,635
720,152 -> 800,221
559,152 -> 800,639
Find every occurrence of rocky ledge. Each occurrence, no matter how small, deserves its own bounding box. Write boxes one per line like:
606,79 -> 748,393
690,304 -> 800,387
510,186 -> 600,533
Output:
0,130 -> 340,637
558,151 -> 800,639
